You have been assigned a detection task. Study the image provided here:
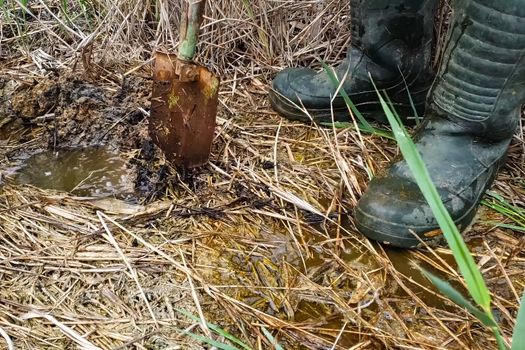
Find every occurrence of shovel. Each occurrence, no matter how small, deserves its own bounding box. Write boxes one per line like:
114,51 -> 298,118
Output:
150,0 -> 219,169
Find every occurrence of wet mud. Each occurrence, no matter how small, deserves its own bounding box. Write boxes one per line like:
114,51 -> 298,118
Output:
1,71 -> 172,200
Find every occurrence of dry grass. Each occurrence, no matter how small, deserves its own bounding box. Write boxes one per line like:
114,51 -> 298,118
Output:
0,0 -> 524,349
0,0 -> 351,82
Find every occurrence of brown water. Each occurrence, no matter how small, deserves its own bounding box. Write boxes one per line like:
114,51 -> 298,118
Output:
204,219 -> 467,348
12,148 -> 135,197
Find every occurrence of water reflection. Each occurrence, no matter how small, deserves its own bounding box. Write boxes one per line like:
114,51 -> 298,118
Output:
14,148 -> 135,197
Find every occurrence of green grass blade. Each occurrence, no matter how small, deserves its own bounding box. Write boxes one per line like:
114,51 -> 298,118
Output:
482,222 -> 525,233
371,80 -> 492,311
179,330 -> 241,350
241,0 -> 269,52
319,121 -> 395,140
421,269 -> 497,327
20,0 -> 29,19
322,62 -> 373,131
320,121 -> 353,129
382,90 -> 410,133
512,291 -> 525,350
398,70 -> 420,125
321,62 -> 394,140
61,0 -> 68,14
482,191 -> 525,229
261,327 -> 284,350
176,308 -> 251,350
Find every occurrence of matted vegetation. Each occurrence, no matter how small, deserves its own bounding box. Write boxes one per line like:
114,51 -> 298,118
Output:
0,1 -> 524,349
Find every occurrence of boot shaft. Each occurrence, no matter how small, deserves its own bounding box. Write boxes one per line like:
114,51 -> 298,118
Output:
350,0 -> 437,74
430,0 -> 525,140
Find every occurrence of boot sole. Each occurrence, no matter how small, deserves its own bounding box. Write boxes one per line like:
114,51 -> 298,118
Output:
355,150 -> 508,249
269,90 -> 424,125
355,203 -> 479,249
268,90 -> 349,123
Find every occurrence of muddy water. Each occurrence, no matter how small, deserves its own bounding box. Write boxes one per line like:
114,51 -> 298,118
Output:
12,148 -> 135,197
206,220 -> 465,347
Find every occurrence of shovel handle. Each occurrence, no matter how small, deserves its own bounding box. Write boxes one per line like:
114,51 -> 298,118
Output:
178,0 -> 206,62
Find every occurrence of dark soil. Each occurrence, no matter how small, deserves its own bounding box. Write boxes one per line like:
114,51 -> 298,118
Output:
2,70 -> 174,201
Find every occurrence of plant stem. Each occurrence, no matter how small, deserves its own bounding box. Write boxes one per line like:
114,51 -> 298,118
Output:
492,326 -> 507,350
178,0 -> 206,61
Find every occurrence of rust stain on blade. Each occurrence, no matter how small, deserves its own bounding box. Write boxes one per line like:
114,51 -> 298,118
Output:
150,52 -> 219,169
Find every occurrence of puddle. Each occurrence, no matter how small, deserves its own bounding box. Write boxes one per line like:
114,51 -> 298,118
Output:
12,147 -> 135,198
202,217 -> 472,347
384,247 -> 456,310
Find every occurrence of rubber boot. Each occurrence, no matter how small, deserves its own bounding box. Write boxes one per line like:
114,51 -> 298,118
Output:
269,0 -> 437,123
355,0 -> 525,248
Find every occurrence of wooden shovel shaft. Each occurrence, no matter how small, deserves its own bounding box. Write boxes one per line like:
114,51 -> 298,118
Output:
178,0 -> 206,61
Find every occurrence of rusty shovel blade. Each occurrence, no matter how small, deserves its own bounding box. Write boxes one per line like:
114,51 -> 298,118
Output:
149,52 -> 219,169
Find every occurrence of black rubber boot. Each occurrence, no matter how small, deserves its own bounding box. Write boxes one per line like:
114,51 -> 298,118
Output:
355,0 -> 525,248
269,0 -> 437,123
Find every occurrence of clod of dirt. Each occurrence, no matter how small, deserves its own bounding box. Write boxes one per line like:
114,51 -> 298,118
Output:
11,79 -> 60,119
